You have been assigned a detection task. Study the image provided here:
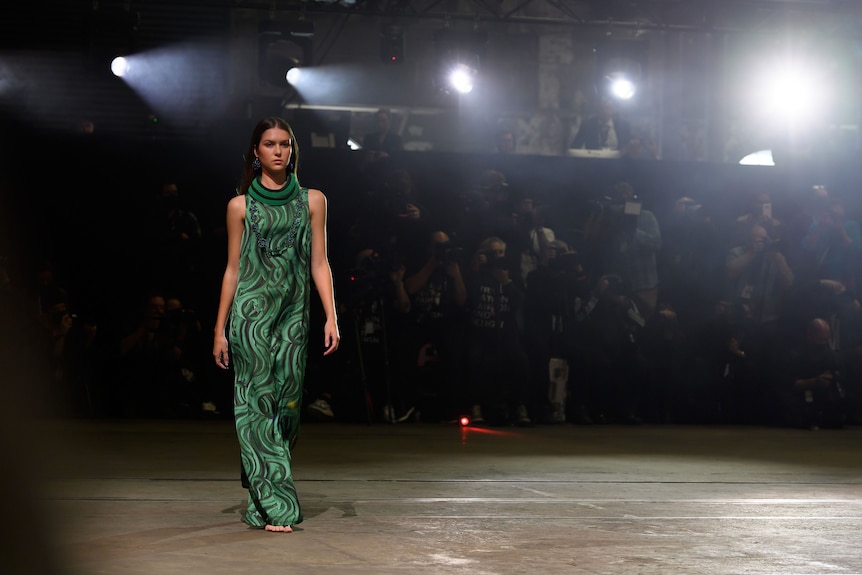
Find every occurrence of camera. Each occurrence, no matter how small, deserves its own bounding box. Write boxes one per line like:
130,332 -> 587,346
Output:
51,309 -> 75,325
434,243 -> 463,264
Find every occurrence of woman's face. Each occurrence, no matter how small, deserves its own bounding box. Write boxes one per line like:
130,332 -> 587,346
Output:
255,127 -> 292,173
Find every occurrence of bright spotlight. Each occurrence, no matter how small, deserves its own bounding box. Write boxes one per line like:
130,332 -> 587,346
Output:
609,76 -> 636,100
286,66 -> 302,86
763,67 -> 817,119
749,60 -> 829,126
448,63 -> 476,94
110,56 -> 130,77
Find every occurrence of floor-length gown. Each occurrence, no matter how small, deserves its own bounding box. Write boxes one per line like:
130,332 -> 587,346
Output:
229,184 -> 310,528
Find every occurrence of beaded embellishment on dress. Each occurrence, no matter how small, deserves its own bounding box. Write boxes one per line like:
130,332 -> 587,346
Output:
248,197 -> 303,257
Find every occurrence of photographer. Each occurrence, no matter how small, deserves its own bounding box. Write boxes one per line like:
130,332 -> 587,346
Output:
523,241 -> 594,423
464,236 -> 532,426
725,223 -> 796,421
402,230 -> 468,422
583,181 -> 661,319
775,318 -> 847,429
726,223 -> 795,326
339,247 -> 412,423
38,286 -> 101,416
801,198 -> 861,290
116,292 -> 190,417
578,274 -> 649,424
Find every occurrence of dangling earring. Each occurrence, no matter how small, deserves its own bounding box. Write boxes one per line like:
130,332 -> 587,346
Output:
252,157 -> 261,171
287,161 -> 295,172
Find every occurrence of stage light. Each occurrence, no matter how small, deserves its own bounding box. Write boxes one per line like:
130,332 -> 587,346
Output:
259,19 -> 314,87
433,28 -> 486,96
595,39 -> 645,102
110,56 -> 130,77
609,76 -> 636,100
459,415 -> 470,427
751,62 -> 827,124
447,63 -> 477,94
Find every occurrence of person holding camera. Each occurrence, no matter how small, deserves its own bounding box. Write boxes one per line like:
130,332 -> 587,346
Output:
774,318 -> 847,429
463,236 -> 533,426
339,247 -> 412,423
801,198 -> 861,290
402,230 -> 468,422
726,223 -> 795,326
38,284 -> 101,417
583,181 -> 662,320
725,223 -> 796,420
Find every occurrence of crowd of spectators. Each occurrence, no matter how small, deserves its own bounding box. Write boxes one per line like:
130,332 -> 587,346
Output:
3,144 -> 861,430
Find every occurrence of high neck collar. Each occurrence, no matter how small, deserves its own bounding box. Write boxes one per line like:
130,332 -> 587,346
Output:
248,174 -> 299,206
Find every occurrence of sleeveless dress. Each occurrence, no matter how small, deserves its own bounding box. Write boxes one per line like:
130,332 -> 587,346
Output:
229,181 -> 310,528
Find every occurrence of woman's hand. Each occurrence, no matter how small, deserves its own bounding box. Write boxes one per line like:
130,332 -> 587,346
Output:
213,335 -> 230,369
322,319 -> 341,356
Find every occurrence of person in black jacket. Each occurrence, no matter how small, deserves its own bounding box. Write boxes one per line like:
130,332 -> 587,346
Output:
570,97 -> 632,151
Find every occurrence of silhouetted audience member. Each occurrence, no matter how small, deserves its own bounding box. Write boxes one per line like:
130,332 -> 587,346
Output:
728,191 -> 783,252
724,222 -> 796,418
512,196 -> 557,284
579,274 -> 649,424
725,223 -> 795,329
464,236 -> 532,426
774,318 -> 847,429
38,285 -> 102,417
362,108 -> 404,156
340,247 -> 413,423
801,198 -> 861,290
583,181 -> 662,319
402,230 -> 469,421
492,127 -> 516,154
570,96 -> 632,151
115,291 -> 197,418
523,240 -> 594,423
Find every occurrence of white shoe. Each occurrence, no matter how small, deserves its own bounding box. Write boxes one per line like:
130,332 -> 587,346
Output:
201,401 -> 219,415
395,406 -> 415,423
307,399 -> 334,419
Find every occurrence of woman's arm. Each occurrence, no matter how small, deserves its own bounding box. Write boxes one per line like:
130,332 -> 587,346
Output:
308,188 -> 341,356
213,195 -> 245,369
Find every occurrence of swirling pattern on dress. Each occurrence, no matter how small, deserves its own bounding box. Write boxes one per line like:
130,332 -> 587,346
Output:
229,189 -> 310,528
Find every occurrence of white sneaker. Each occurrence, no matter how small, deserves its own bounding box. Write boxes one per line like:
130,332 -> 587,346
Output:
307,398 -> 334,420
201,401 -> 219,415
395,406 -> 415,423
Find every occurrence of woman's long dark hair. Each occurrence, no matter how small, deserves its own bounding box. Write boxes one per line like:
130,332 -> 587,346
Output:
237,116 -> 300,195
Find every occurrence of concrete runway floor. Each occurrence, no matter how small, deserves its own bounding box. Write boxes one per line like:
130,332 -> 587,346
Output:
11,419 -> 862,575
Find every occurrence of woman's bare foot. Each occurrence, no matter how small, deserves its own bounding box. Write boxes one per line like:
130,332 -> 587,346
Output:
264,524 -> 293,533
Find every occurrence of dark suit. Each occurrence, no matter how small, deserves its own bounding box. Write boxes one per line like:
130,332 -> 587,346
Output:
570,115 -> 632,150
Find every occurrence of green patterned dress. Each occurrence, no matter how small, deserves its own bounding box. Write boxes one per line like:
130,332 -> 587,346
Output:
229,177 -> 310,528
